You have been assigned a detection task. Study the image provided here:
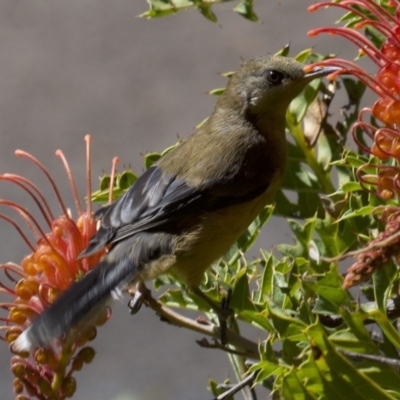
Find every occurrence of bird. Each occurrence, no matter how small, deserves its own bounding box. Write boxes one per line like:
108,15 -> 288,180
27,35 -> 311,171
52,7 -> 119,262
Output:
14,55 -> 338,352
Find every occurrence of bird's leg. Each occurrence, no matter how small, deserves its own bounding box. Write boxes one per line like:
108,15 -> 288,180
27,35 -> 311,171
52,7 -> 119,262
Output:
127,281 -> 150,315
191,286 -> 234,346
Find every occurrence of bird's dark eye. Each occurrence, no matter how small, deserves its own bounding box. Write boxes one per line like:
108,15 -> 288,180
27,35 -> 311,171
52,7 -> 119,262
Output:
266,70 -> 284,85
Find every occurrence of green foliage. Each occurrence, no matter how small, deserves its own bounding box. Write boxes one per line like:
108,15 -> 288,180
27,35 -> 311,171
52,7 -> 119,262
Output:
140,0 -> 259,22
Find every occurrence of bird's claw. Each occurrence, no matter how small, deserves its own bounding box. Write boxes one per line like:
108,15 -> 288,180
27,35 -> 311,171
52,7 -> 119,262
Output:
218,288 -> 234,345
128,281 -> 149,315
191,287 -> 234,346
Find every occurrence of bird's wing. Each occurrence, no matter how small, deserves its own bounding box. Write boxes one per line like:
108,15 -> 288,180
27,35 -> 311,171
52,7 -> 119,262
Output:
80,165 -> 268,258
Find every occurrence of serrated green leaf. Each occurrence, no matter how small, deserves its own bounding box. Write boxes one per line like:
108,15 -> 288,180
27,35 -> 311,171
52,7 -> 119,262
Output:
337,205 -> 375,221
99,174 -> 111,191
144,152 -> 161,169
331,150 -> 369,168
275,43 -> 291,57
233,0 -> 259,22
258,251 -> 276,301
241,309 -> 274,331
294,48 -> 315,64
231,267 -> 255,311
159,288 -> 194,308
306,264 -> 352,308
268,301 -> 306,327
334,308 -> 378,354
364,307 -> 400,349
305,323 -> 397,400
252,363 -> 284,384
365,25 -> 387,51
116,170 -> 137,189
198,3 -> 217,22
277,218 -> 316,258
282,366 -> 318,400
314,225 -> 346,257
342,181 -> 362,192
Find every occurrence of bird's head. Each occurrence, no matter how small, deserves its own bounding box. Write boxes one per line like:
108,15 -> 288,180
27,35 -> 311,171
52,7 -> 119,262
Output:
223,55 -> 339,119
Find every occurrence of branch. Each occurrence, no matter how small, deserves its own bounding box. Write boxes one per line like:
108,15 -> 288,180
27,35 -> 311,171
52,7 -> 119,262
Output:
214,370 -> 257,400
128,282 -> 260,359
338,349 -> 400,367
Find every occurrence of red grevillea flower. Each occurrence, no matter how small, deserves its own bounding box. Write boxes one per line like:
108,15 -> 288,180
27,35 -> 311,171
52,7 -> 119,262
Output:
308,0 -> 400,199
307,0 -> 400,288
0,136 -> 117,399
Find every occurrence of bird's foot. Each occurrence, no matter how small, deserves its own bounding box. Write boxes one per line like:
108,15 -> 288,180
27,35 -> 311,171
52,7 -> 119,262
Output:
191,287 -> 234,346
127,281 -> 150,315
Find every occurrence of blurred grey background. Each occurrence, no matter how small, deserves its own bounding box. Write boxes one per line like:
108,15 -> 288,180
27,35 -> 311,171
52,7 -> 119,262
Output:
0,1 -> 356,399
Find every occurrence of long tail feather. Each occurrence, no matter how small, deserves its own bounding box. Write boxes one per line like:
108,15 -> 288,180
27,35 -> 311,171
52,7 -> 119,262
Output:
14,256 -> 136,352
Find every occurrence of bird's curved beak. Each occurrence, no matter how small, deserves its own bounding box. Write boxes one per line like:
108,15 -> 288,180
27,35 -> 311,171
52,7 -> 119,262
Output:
303,65 -> 342,81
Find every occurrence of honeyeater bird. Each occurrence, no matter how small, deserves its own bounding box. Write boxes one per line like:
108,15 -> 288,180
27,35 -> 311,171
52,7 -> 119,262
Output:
15,55 -> 338,352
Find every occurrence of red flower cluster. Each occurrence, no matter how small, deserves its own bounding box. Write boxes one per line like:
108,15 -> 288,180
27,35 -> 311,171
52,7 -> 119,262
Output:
0,136 -> 115,399
309,0 -> 400,200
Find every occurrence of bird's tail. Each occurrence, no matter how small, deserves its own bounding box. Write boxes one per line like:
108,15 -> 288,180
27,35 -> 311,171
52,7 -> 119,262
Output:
14,255 -> 136,352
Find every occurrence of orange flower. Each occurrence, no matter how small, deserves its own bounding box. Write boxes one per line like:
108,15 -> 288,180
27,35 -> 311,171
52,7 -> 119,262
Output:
0,136 -> 115,399
308,0 -> 400,200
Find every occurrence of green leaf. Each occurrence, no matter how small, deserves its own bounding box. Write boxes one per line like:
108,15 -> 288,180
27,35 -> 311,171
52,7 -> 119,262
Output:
334,308 -> 378,354
337,205 -> 374,220
365,25 -> 387,52
230,267 -> 255,311
282,366 -> 318,400
250,360 -> 284,383
144,152 -> 162,169
116,170 -> 137,189
315,222 -> 349,258
233,0 -> 259,22
332,151 -> 369,168
363,307 -> 400,349
208,87 -> 225,96
275,43 -> 291,57
257,251 -> 275,302
341,181 -> 362,192
159,288 -> 195,309
91,170 -> 137,203
305,323 -> 398,400
294,48 -> 315,64
306,264 -> 352,309
240,309 -> 274,331
373,260 -> 398,313
208,378 -> 230,397
141,0 -> 260,22
198,3 -> 217,22
277,218 -> 317,258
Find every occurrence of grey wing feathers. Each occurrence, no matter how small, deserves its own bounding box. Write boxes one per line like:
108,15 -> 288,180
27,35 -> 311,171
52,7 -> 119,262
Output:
79,163 -> 271,260
79,166 -> 202,258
